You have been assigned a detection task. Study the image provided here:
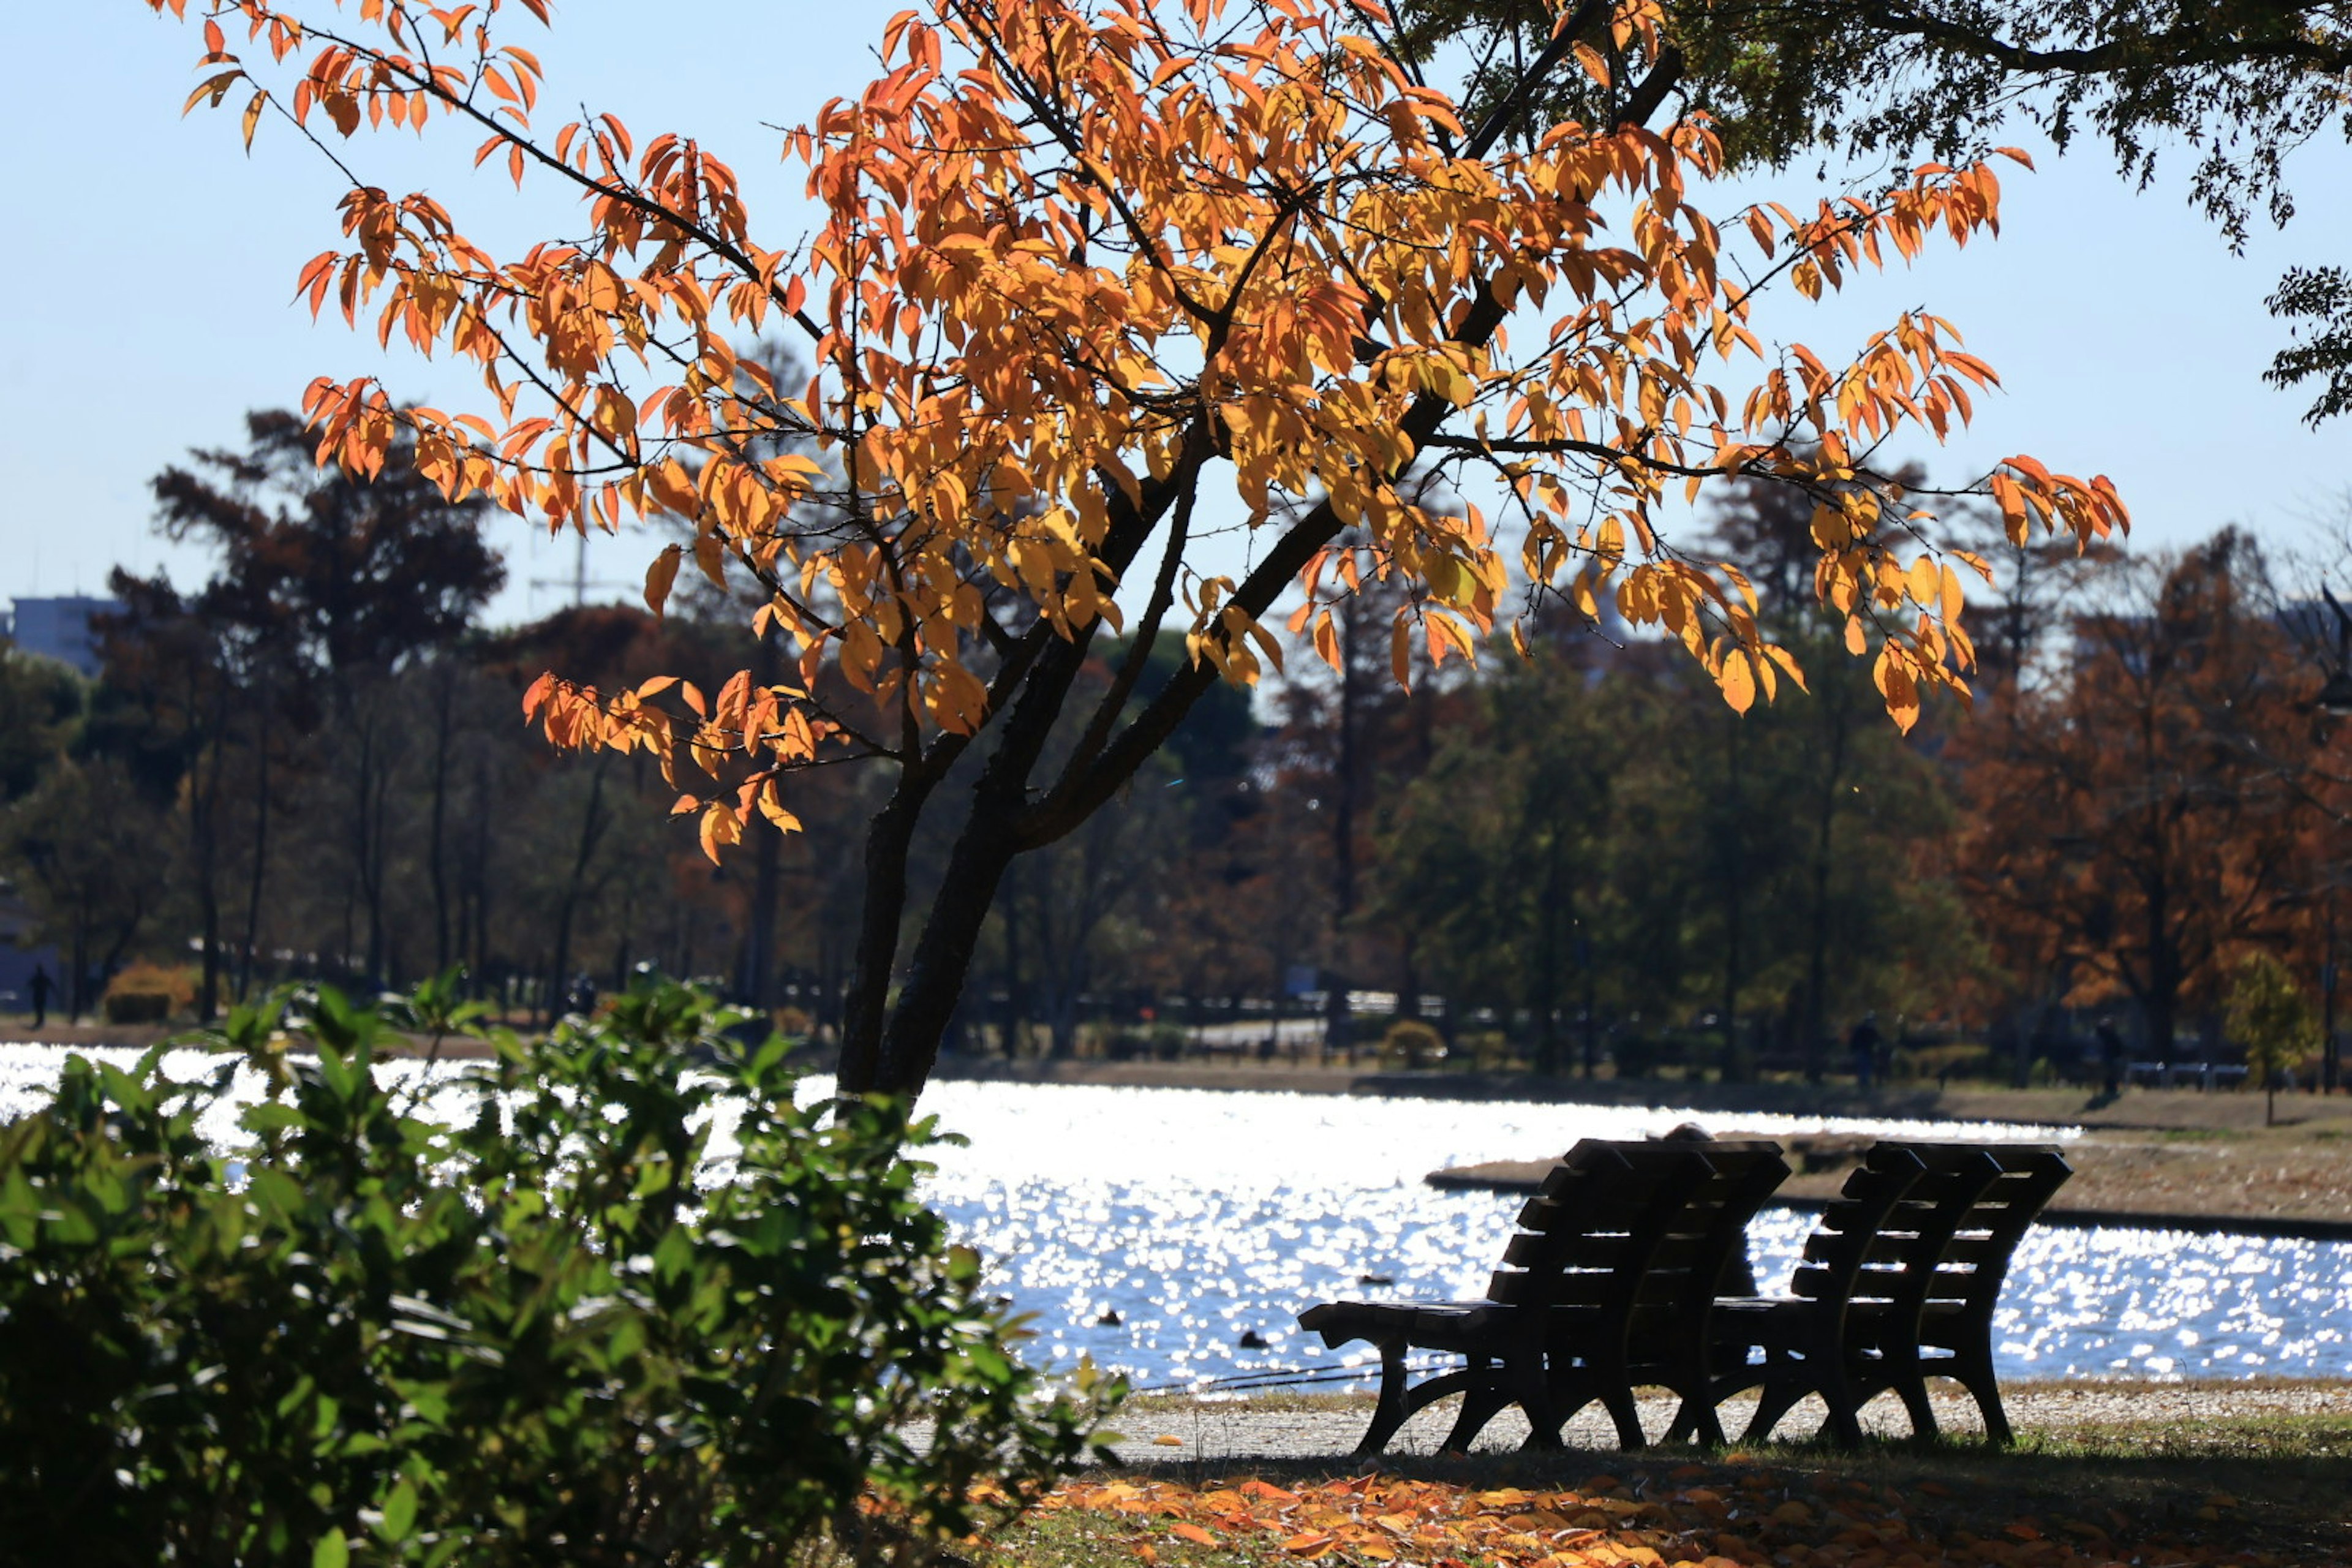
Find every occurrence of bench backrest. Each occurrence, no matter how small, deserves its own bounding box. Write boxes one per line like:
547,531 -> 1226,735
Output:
1792,1140 -> 2070,1340
1487,1139 -> 1790,1327
1901,1142 -> 2071,1344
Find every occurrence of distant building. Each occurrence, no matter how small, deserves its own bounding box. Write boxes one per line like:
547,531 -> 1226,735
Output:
3,595 -> 121,678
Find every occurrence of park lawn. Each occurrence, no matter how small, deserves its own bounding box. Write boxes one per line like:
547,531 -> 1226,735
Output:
980,1402 -> 2352,1568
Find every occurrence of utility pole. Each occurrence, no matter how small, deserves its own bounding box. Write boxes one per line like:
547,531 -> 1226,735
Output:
2323,893 -> 2339,1094
529,532 -> 630,610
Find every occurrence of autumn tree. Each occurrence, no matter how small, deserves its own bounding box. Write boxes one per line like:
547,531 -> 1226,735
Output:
151,0 -> 2124,1098
1958,532 -> 2318,1062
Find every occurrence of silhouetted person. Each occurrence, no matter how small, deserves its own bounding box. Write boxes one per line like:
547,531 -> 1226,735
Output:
28,964 -> 51,1030
1660,1121 -> 1758,1295
1848,1014 -> 1883,1089
2097,1017 -> 2126,1098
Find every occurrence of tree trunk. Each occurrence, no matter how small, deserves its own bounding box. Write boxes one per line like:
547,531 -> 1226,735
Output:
740,807 -> 782,1011
429,663 -> 455,976
1803,684 -> 1852,1081
1722,706 -> 1745,1080
835,780 -> 938,1091
69,916 -> 89,1023
236,685 -> 272,1001
1001,858 -> 1030,1058
469,750 -> 494,996
547,753 -> 610,1025
363,709 -> 394,986
1531,826 -> 1566,1077
193,678 -> 228,1022
1579,933 -> 1599,1079
1324,591 -> 1365,1059
736,629 -> 786,1011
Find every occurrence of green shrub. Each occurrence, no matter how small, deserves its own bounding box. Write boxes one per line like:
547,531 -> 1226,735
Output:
1379,1019 -> 1446,1069
2225,950 -> 2321,1125
0,976 -> 1116,1567
100,959 -> 197,1024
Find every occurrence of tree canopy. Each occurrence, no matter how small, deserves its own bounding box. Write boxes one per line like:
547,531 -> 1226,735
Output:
1401,0 -> 2352,422
150,0 -> 2125,1095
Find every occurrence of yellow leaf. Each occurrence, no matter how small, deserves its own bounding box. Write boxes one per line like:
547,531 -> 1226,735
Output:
698,801 -> 742,863
1719,648 -> 1755,714
693,532 -> 728,590
1905,554 -> 1940,608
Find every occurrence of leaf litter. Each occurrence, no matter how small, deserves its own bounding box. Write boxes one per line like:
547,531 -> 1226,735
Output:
1017,1461 -> 2339,1568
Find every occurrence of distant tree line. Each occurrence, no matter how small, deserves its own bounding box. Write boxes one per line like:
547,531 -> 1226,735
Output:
3,413 -> 2346,1084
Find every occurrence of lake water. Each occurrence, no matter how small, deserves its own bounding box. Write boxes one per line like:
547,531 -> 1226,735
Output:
4,1049 -> 2347,1390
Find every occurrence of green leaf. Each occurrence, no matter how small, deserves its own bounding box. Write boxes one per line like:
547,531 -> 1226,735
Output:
379,1478 -> 418,1542
241,1103 -> 307,1133
312,1531 -> 350,1568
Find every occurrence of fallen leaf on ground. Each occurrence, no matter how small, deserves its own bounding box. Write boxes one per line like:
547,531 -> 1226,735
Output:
1034,1465 -> 2302,1568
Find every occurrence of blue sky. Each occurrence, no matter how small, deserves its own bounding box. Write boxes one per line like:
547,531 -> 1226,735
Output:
4,2 -> 2347,630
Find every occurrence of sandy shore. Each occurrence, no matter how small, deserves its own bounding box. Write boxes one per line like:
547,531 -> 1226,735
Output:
1100,1378 -> 2352,1463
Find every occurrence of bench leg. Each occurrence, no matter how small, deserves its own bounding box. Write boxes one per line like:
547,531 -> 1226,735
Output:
1950,1355 -> 2012,1446
1892,1368 -> 1939,1444
1509,1346 -> 1564,1451
1668,1385 -> 1727,1447
1816,1359 -> 1866,1448
1741,1354 -> 1807,1444
1355,1337 -> 1412,1456
1599,1382 -> 1648,1450
1442,1355 -> 1510,1452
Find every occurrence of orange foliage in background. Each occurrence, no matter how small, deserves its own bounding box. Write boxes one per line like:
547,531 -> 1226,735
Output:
148,0 -> 2130,1091
153,0 -> 2120,836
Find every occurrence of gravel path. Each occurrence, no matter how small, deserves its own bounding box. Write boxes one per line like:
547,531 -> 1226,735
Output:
1098,1381 -> 2352,1465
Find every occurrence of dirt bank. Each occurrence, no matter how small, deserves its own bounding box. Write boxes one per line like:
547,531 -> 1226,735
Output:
1431,1125 -> 2352,1238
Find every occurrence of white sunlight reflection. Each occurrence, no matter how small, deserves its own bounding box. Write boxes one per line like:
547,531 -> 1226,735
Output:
6,1048 -> 2347,1390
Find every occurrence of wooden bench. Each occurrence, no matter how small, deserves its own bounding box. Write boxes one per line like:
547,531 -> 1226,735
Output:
1693,1140 -> 2071,1446
1298,1137 -> 1789,1453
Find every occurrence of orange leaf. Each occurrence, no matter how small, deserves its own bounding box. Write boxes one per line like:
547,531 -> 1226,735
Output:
643,543 -> 683,618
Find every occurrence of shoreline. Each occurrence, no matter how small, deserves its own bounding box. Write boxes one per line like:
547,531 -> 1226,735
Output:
1426,1165 -> 2352,1242
919,1054 -> 2352,1133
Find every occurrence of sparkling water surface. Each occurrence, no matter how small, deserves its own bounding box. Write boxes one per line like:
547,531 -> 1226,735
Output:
5,1047 -> 2347,1390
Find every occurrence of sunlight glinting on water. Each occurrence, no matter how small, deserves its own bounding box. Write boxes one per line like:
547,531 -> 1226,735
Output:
6,1048 -> 2348,1390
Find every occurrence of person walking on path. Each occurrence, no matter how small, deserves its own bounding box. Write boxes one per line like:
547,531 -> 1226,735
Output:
1847,1013 -> 1883,1089
2097,1016 -> 2127,1098
28,963 -> 50,1030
